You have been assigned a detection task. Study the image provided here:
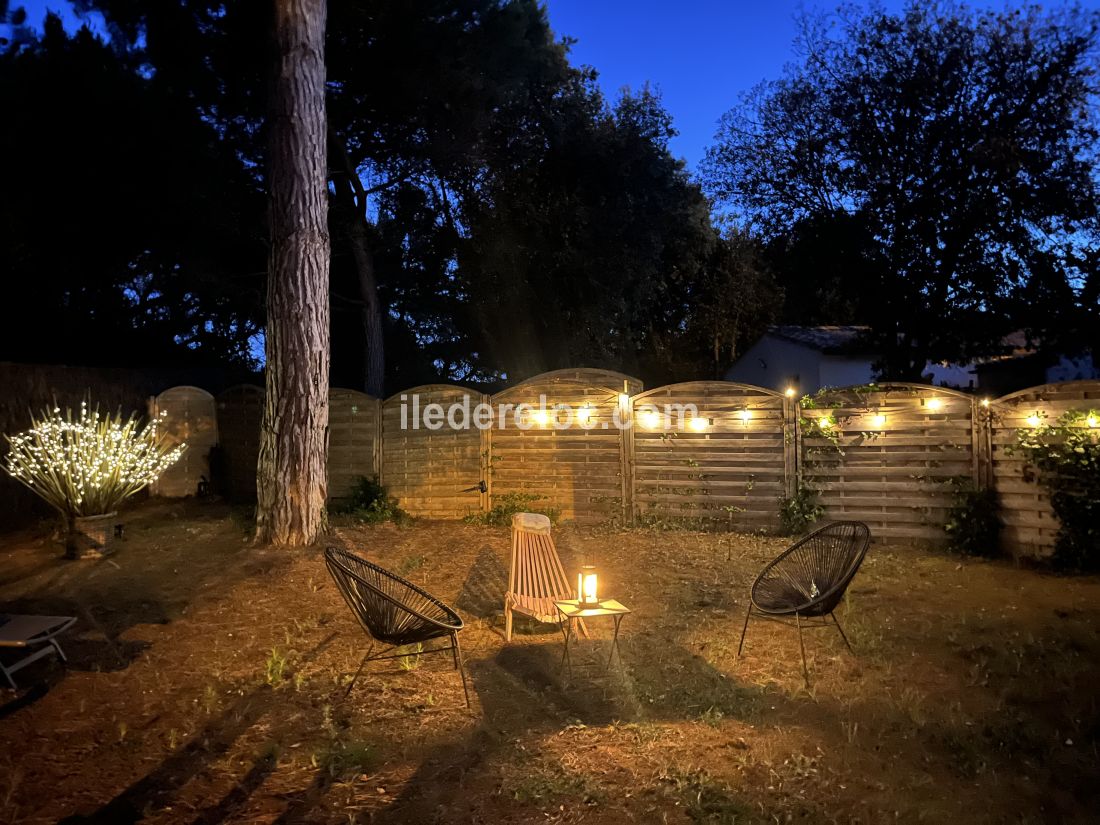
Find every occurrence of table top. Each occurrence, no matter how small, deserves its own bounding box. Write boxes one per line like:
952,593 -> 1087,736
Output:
554,599 -> 630,618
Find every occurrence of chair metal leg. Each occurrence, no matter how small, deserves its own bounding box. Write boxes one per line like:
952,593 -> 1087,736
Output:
831,612 -> 854,654
343,643 -> 374,699
795,614 -> 809,684
737,603 -> 753,656
452,633 -> 471,708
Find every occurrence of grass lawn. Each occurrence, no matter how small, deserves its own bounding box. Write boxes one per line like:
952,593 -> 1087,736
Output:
1,499 -> 1098,823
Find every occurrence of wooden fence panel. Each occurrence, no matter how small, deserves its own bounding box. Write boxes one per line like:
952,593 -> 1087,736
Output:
801,384 -> 976,542
490,378 -> 625,523
328,388 -> 380,500
215,384 -> 264,502
152,386 -> 218,498
989,381 -> 1100,558
631,382 -> 788,530
380,385 -> 483,518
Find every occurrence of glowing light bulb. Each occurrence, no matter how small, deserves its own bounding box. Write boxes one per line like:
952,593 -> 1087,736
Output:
980,398 -> 990,408
926,398 -> 943,411
639,410 -> 661,429
738,409 -> 752,422
577,405 -> 594,425
871,414 -> 886,428
531,410 -> 550,427
784,387 -> 796,398
688,417 -> 708,432
818,416 -> 833,429
1026,413 -> 1042,428
1087,415 -> 1098,428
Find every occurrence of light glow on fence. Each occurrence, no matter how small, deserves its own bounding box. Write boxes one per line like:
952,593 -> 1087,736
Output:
926,398 -> 943,411
738,409 -> 752,422
638,409 -> 661,429
871,413 -> 887,428
531,409 -> 551,427
785,387 -> 797,398
818,416 -> 833,429
1026,413 -> 1042,428
688,416 -> 709,432
981,398 -> 990,407
1087,415 -> 1098,428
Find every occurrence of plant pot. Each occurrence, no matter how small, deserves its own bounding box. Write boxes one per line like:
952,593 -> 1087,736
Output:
68,512 -> 118,559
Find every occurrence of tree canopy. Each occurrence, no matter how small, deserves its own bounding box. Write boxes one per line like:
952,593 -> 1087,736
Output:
703,1 -> 1100,379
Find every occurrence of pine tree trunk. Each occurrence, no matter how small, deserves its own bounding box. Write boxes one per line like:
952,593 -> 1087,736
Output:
256,0 -> 330,546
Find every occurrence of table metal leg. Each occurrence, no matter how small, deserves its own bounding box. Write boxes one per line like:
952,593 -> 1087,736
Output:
559,616 -> 574,683
607,614 -> 625,672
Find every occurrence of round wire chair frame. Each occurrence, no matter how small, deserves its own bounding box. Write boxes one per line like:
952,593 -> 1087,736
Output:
737,521 -> 871,683
325,546 -> 470,707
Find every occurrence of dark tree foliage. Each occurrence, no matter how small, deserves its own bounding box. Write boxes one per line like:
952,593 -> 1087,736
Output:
704,2 -> 1100,380
0,13 -> 266,369
459,85 -> 719,382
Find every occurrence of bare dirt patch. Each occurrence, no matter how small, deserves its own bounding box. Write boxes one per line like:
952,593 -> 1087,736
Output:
1,499 -> 1098,823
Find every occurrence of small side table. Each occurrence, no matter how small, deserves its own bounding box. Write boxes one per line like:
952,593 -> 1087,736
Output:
554,599 -> 630,682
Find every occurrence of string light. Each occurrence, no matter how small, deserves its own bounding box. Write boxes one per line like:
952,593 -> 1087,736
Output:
688,417 -> 709,432
738,409 -> 752,422
638,409 -> 661,429
4,404 -> 185,517
1026,413 -> 1042,428
531,409 -> 551,427
926,398 -> 943,411
818,416 -> 833,429
784,387 -> 796,398
871,413 -> 887,428
1087,415 -> 1098,429
980,398 -> 990,408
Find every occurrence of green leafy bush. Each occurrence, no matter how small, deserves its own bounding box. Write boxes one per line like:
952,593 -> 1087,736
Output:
1011,410 -> 1100,571
464,492 -> 560,526
944,478 -> 1002,558
333,476 -> 409,524
778,485 -> 824,535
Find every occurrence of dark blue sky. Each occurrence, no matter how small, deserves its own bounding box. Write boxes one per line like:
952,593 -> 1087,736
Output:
544,0 -> 1096,170
14,0 -> 1098,171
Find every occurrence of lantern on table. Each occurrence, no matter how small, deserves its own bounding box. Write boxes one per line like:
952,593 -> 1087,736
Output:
577,564 -> 598,607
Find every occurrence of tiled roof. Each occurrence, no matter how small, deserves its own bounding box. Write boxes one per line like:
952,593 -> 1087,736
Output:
767,325 -> 876,355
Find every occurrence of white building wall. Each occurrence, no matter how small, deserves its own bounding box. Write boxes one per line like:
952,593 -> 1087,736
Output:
725,336 -> 821,392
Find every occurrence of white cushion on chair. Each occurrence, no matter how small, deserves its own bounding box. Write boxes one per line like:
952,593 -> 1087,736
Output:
511,512 -> 551,533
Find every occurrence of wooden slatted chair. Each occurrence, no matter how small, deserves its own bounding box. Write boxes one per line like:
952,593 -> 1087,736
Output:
504,512 -> 588,641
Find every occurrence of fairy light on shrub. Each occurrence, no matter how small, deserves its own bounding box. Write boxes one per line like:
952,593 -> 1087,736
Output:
4,403 -> 186,518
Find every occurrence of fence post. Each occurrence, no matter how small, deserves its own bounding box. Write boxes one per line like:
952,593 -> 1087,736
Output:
480,392 -> 491,513
783,393 -> 800,498
619,382 -> 635,525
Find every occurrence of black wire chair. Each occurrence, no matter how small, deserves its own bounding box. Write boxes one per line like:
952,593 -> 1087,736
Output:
324,547 -> 470,707
737,521 -> 871,682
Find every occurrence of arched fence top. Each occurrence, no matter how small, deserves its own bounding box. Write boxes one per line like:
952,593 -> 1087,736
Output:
807,382 -> 976,403
382,383 -> 484,405
990,380 -> 1100,406
331,387 -> 379,403
508,368 -> 643,395
490,377 -> 621,404
155,385 -> 215,402
632,380 -> 784,403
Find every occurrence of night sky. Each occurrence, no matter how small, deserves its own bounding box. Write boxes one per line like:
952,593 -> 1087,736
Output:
12,0 -> 1099,170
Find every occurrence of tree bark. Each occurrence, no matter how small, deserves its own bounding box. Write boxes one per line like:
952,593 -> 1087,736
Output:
256,0 -> 330,546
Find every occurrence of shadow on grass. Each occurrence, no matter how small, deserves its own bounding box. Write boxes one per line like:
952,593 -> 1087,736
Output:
56,632 -> 337,825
